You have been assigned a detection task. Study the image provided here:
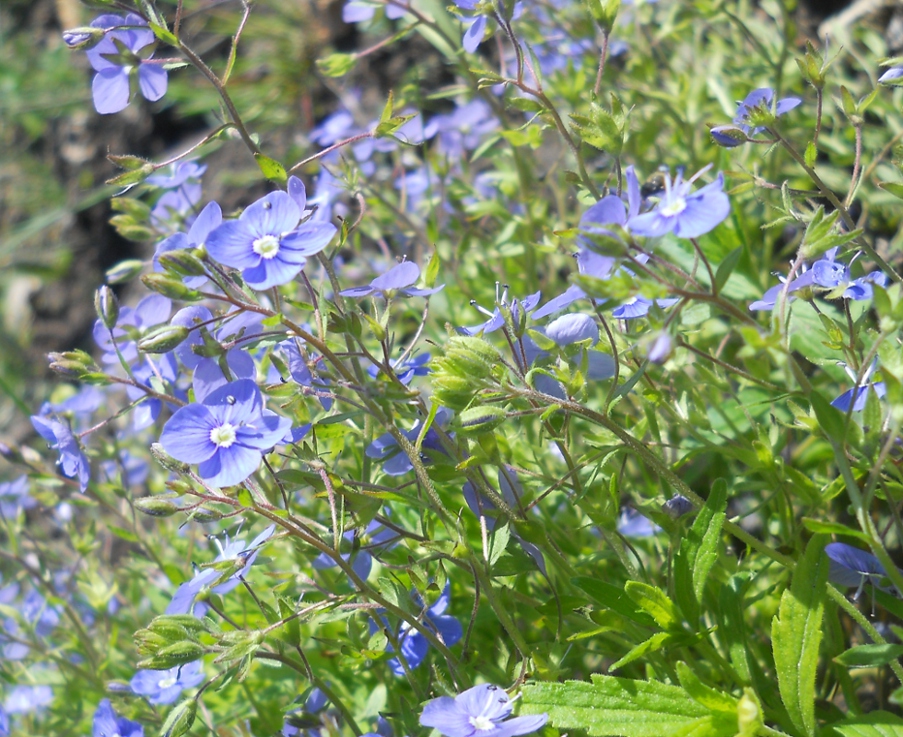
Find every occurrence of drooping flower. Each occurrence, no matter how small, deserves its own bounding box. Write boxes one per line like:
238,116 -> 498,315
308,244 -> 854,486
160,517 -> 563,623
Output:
825,542 -> 895,595
160,380 -> 290,487
419,683 -> 548,737
166,525 -> 276,616
339,260 -> 443,298
93,698 -> 144,737
31,415 -> 90,492
628,166 -> 730,239
206,191 -> 336,291
831,361 -> 887,412
376,584 -> 462,675
130,661 -> 205,706
84,14 -> 168,115
366,408 -> 453,476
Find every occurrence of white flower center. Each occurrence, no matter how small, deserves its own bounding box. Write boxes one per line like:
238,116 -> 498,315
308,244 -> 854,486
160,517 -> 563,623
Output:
469,716 -> 495,731
210,423 -> 237,448
158,676 -> 177,690
253,234 -> 281,260
659,196 -> 687,217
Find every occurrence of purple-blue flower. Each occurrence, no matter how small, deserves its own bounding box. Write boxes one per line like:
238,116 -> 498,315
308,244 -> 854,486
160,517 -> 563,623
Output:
733,88 -> 801,136
31,415 -> 90,492
0,476 -> 35,518
167,525 -> 276,616
420,683 -> 548,737
617,507 -> 660,537
154,200 -> 221,287
460,286 -> 541,336
4,685 -> 53,714
832,362 -> 887,412
628,166 -> 730,239
377,584 -> 462,674
93,699 -> 144,737
160,380 -> 290,487
825,542 -> 893,594
313,517 -> 400,581
130,661 -> 205,705
366,408 -> 452,476
343,0 -> 409,23
340,261 -> 444,298
206,191 -> 336,290
368,352 -> 431,385
85,14 -> 167,115
879,67 -> 903,86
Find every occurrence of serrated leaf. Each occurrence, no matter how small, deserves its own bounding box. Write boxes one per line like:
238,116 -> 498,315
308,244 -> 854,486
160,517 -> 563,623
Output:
829,712 -> 903,737
673,480 -> 726,626
834,644 -> 903,668
675,662 -> 737,712
254,154 -> 287,185
520,675 -> 735,737
571,578 -> 654,626
624,581 -> 679,629
772,534 -> 829,736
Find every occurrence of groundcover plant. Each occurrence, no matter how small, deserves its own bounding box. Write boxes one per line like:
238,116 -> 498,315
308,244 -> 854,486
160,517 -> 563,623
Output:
7,0 -> 903,734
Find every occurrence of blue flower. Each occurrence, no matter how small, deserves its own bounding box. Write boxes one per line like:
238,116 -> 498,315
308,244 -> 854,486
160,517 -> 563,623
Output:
154,201 -> 221,287
460,286 -> 541,336
367,407 -> 453,476
368,352 -> 431,385
206,191 -> 337,290
85,14 -> 167,115
130,661 -> 205,706
160,380 -> 290,487
312,517 -> 400,581
832,362 -> 887,412
825,542 -> 894,595
879,67 -> 903,86
166,525 -> 276,616
0,476 -> 35,518
4,684 -> 53,714
376,585 -> 462,674
617,507 -> 660,537
733,88 -> 801,136
93,699 -> 144,737
31,415 -> 90,492
628,166 -> 730,239
420,683 -> 547,737
340,261 -> 443,298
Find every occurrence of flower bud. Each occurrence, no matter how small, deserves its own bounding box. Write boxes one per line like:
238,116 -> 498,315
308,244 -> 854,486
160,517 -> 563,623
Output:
879,67 -> 903,87
150,443 -> 189,473
141,273 -> 201,301
137,325 -> 190,354
158,249 -> 208,278
709,125 -> 748,148
133,497 -> 181,517
105,259 -> 146,284
456,406 -> 507,436
95,286 -> 120,329
137,641 -> 206,670
440,336 -> 501,379
662,494 -> 693,518
62,26 -> 105,50
584,0 -> 620,33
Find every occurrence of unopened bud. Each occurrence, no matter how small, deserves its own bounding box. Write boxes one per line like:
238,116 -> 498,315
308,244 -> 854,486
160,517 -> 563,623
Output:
62,26 -> 105,49
105,259 -> 145,285
138,641 -> 206,670
150,443 -> 189,473
584,0 -> 620,33
456,406 -> 507,436
141,273 -> 201,301
662,494 -> 693,519
709,125 -> 748,148
95,286 -> 120,329
133,497 -> 181,517
137,325 -> 190,354
158,249 -> 208,278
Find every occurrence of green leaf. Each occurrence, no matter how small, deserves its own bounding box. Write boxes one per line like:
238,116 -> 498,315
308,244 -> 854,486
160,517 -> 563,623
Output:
609,631 -> 672,671
834,644 -> 903,668
673,480 -> 726,626
801,518 -> 869,542
713,247 -> 742,293
810,391 -> 848,445
520,675 -> 734,737
148,21 -> 178,46
772,534 -> 829,736
254,153 -> 287,185
424,251 -> 441,288
675,662 -> 737,712
878,182 -> 903,200
624,581 -> 680,629
316,52 -> 357,77
487,522 -> 511,567
571,577 -> 656,626
828,711 -> 903,737
804,141 -> 817,168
